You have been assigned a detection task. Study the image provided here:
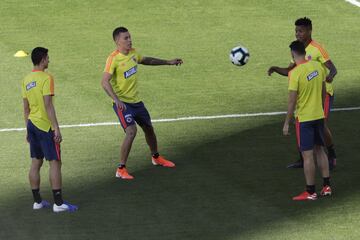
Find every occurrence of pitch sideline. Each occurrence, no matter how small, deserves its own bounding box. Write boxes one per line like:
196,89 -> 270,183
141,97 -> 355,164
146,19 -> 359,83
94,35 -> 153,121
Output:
1,106 -> 360,133
345,0 -> 360,7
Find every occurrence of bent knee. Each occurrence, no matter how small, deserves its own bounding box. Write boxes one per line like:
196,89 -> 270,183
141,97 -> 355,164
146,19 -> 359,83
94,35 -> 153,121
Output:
125,125 -> 137,138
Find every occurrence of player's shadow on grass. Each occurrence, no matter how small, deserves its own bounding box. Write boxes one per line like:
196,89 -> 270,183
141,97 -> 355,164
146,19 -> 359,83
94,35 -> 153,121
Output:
67,111 -> 360,239
3,111 -> 360,240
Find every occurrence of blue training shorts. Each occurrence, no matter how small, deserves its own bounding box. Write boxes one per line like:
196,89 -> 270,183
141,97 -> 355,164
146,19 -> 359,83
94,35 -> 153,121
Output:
113,101 -> 152,130
27,120 -> 61,161
295,118 -> 325,152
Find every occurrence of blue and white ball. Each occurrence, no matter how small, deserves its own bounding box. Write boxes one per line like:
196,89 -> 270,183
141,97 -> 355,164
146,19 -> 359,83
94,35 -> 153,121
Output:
230,45 -> 250,66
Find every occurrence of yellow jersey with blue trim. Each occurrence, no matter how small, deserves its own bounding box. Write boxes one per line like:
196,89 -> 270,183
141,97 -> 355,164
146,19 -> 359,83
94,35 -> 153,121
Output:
104,49 -> 143,103
305,40 -> 333,96
22,70 -> 55,132
288,60 -> 326,122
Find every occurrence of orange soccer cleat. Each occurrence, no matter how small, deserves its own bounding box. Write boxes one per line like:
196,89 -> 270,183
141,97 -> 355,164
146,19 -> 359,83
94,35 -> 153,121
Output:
152,155 -> 175,168
115,167 -> 134,180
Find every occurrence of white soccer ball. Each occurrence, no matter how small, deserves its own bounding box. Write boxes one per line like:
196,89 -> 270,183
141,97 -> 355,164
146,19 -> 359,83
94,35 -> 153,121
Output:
229,45 -> 250,66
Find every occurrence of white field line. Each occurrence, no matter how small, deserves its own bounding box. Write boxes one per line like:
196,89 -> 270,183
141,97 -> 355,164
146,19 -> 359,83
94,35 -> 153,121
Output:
1,106 -> 360,133
345,0 -> 360,7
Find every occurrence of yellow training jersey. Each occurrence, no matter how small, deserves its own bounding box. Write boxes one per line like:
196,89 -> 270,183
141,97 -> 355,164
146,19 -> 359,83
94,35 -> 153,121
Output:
288,60 -> 326,122
104,49 -> 143,103
305,40 -> 333,96
22,70 -> 54,132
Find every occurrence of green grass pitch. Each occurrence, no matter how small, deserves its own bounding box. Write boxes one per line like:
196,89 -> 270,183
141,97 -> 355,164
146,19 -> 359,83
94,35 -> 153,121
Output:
1,0 -> 360,239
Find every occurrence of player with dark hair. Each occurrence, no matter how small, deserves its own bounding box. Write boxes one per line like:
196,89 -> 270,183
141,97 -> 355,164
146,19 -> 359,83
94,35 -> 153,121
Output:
283,40 -> 332,200
268,17 -> 338,169
101,27 -> 183,179
22,47 -> 77,212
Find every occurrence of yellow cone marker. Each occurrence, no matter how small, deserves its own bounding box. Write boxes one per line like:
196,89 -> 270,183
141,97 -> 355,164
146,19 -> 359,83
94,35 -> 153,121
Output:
14,50 -> 29,57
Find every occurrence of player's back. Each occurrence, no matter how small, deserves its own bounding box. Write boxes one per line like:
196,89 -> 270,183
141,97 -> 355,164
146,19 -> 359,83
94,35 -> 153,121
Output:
22,70 -> 54,131
289,60 -> 325,122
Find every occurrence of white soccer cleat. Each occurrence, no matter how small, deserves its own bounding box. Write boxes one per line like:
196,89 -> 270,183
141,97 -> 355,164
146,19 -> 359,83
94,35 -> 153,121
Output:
33,200 -> 51,210
53,201 -> 78,213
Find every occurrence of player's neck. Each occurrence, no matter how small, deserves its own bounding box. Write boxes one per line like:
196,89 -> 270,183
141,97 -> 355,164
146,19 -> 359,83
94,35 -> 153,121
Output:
117,47 -> 130,55
33,65 -> 45,72
304,38 -> 312,47
294,56 -> 307,65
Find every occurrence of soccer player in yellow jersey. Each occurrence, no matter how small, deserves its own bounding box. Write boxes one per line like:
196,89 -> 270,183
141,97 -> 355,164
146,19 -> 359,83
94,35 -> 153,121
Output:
283,41 -> 332,200
101,27 -> 183,179
268,17 -> 338,169
22,47 -> 77,212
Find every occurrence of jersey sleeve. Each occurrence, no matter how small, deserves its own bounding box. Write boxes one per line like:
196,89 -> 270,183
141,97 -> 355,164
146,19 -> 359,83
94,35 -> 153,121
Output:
104,55 -> 117,74
315,44 -> 330,63
43,75 -> 55,96
134,50 -> 143,63
288,70 -> 299,91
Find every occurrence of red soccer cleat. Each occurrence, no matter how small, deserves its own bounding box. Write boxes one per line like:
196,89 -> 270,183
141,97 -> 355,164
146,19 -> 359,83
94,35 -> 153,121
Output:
292,191 -> 318,201
320,185 -> 332,196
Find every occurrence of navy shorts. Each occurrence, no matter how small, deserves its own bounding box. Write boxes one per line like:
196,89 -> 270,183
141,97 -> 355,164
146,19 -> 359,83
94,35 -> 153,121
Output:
113,101 -> 152,130
295,118 -> 325,152
27,120 -> 61,161
324,93 -> 334,119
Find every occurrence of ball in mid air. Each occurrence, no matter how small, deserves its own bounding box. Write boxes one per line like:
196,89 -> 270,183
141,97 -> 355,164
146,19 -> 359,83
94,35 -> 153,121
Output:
229,45 -> 250,66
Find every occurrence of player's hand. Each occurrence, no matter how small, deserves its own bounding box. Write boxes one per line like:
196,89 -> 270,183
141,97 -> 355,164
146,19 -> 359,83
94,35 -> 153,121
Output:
54,128 -> 62,143
282,122 -> 290,136
267,67 -> 276,76
115,99 -> 126,111
168,58 -> 183,66
326,74 -> 334,83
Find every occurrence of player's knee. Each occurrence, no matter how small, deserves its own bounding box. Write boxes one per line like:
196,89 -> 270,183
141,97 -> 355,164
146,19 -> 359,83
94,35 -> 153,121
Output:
31,159 -> 43,169
125,125 -> 137,138
142,125 -> 154,135
49,159 -> 62,170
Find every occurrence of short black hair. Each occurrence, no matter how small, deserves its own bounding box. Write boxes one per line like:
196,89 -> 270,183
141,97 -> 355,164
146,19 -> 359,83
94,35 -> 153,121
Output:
31,47 -> 48,65
295,17 -> 312,29
289,40 -> 306,55
113,27 -> 128,41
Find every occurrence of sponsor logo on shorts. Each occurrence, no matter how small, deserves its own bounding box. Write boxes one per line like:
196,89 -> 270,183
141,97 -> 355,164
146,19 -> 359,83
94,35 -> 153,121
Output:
307,70 -> 319,81
124,66 -> 137,79
26,81 -> 36,91
125,114 -> 133,123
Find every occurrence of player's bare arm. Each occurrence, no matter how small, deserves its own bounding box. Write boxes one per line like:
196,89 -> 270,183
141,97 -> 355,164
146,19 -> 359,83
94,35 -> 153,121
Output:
101,72 -> 126,111
44,95 -> 62,143
268,62 -> 296,76
324,60 -> 337,83
23,98 -> 30,126
283,90 -> 297,136
139,57 -> 183,66
23,98 -> 30,142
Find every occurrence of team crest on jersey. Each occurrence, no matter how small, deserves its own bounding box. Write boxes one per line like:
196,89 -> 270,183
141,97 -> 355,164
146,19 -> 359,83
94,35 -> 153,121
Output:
307,55 -> 312,60
307,70 -> 319,81
26,81 -> 36,91
124,66 -> 138,78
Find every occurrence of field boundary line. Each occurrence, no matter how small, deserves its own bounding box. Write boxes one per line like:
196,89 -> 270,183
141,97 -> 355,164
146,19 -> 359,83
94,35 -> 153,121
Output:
1,106 -> 360,133
345,0 -> 360,7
